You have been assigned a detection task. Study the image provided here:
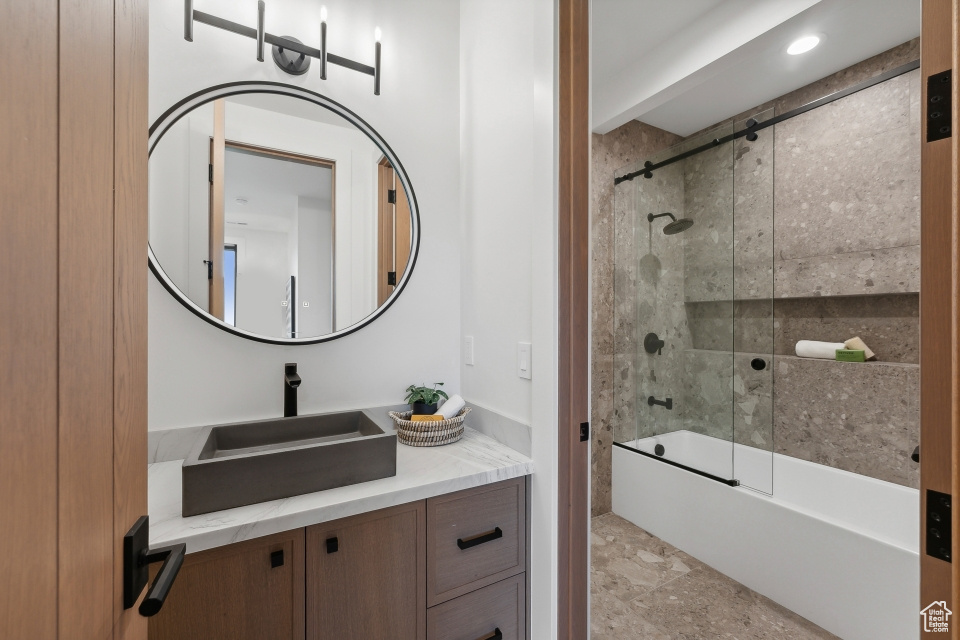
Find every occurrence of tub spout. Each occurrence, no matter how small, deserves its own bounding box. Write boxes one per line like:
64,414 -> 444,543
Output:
647,396 -> 672,410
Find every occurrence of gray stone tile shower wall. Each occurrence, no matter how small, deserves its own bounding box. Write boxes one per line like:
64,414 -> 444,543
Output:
591,40 -> 922,514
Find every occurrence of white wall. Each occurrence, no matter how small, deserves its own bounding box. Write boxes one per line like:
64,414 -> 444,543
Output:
460,1 -> 559,637
149,0 -> 460,428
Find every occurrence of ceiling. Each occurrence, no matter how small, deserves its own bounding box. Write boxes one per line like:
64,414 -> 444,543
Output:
592,0 -> 921,136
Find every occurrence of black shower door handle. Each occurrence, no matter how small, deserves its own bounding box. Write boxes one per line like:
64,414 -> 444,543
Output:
457,526 -> 503,550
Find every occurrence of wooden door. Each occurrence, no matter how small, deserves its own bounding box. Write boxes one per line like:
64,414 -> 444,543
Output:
377,157 -> 412,306
921,1 -> 957,636
148,531 -> 305,640
557,0 -> 590,637
377,158 -> 397,306
0,1 -> 149,638
395,183 -> 413,284
306,502 -> 426,639
208,99 -> 226,320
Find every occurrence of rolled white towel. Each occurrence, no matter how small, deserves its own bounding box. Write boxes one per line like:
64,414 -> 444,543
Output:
435,394 -> 466,419
795,340 -> 845,360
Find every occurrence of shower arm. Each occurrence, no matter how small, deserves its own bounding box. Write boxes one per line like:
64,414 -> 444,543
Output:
647,212 -> 677,223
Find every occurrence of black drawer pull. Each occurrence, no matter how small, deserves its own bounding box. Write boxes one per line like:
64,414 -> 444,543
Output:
457,526 -> 503,550
474,628 -> 502,640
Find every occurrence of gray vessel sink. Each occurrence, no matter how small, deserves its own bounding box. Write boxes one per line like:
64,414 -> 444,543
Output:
181,409 -> 396,517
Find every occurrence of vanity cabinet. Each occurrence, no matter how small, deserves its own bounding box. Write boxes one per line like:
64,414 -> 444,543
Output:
147,477 -> 527,640
147,530 -> 305,640
305,502 -> 426,639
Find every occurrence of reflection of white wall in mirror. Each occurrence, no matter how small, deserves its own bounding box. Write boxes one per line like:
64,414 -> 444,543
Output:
222,225 -> 291,338
297,196 -> 334,336
187,107 -> 214,309
222,139 -> 334,338
148,104 -> 214,310
221,98 -> 381,331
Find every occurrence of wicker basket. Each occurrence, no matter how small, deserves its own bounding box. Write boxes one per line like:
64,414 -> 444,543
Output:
389,407 -> 471,447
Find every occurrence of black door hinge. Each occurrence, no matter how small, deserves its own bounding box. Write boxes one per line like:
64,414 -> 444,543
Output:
579,421 -> 590,442
208,163 -> 214,183
387,189 -> 397,204
927,490 -> 952,563
387,271 -> 397,286
927,70 -> 952,142
203,259 -> 213,280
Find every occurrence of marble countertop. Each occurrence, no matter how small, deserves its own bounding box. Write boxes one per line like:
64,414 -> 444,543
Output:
148,427 -> 534,553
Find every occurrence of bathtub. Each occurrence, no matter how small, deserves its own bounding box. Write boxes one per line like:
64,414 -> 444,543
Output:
612,430 -> 920,640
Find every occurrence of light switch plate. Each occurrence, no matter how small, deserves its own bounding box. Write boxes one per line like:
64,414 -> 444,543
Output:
464,336 -> 475,366
518,342 -> 532,379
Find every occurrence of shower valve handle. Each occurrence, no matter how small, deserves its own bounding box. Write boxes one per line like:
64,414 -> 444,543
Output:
644,332 -> 665,355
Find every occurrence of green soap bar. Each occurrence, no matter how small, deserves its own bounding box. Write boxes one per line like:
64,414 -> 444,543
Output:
836,349 -> 866,362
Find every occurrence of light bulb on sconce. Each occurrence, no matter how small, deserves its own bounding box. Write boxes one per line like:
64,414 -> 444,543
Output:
319,6 -> 328,79
374,27 -> 382,95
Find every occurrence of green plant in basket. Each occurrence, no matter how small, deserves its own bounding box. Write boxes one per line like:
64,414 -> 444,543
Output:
405,382 -> 449,415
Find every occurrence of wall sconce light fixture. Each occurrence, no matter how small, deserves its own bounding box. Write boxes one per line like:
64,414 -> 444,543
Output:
184,0 -> 382,95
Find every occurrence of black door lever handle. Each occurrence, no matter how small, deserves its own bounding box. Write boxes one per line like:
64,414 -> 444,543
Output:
912,446 -> 920,463
139,543 -> 186,616
124,516 -> 186,617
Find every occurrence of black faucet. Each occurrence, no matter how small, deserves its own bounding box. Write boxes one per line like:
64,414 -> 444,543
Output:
284,363 -> 301,417
648,396 -> 673,410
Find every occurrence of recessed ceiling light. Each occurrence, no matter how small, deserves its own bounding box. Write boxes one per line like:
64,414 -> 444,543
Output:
787,35 -> 820,55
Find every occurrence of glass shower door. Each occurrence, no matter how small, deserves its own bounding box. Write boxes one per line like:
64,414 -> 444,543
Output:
612,121 -> 738,484
732,109 -> 775,494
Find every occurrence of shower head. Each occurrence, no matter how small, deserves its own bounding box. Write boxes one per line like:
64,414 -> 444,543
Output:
647,212 -> 695,235
663,218 -> 694,234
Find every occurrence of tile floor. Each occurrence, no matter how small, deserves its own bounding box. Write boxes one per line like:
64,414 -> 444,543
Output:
591,513 -> 839,639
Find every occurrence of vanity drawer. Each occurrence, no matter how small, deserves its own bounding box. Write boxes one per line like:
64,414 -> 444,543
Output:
427,574 -> 526,640
427,477 -> 526,605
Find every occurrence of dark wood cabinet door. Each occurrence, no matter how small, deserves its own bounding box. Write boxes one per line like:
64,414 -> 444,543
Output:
148,530 -> 305,640
306,502 -> 426,640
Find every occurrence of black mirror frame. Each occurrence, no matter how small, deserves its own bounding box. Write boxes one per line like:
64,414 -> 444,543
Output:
148,81 -> 420,345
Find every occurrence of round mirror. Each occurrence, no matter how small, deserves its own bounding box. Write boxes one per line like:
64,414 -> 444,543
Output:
148,82 -> 419,344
